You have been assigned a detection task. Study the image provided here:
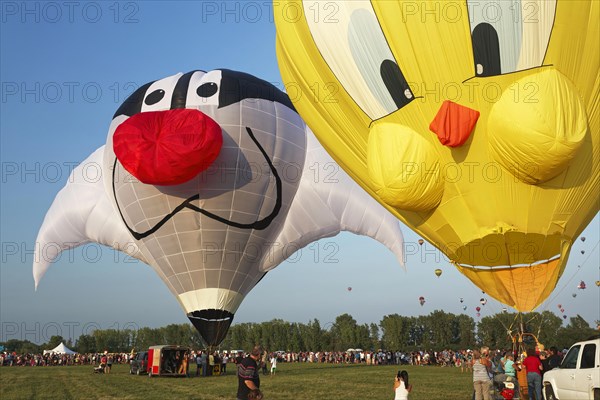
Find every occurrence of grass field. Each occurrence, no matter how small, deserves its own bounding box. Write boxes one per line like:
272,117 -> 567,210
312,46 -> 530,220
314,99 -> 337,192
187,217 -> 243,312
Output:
0,363 -> 478,400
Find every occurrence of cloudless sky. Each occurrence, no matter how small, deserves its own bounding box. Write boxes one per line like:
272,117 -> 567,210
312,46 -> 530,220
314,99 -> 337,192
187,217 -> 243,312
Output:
1,1 -> 598,345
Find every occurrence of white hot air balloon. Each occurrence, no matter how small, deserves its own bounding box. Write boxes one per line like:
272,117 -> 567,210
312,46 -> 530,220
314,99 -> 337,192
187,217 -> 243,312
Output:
33,69 -> 405,346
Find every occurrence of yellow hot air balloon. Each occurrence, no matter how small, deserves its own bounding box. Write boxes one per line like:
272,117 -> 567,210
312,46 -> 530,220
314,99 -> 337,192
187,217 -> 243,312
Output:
275,0 -> 599,311
435,268 -> 442,277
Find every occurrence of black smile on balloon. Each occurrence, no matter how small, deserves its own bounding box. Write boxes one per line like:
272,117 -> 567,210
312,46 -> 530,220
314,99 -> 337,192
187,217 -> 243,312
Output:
113,127 -> 282,240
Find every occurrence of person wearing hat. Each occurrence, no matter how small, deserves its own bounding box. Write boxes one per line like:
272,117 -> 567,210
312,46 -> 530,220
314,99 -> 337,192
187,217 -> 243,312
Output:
237,346 -> 262,400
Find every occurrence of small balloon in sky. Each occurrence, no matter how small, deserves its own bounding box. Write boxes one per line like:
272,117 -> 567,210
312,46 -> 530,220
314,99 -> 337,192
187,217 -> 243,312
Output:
580,236 -> 586,242
434,268 -> 442,277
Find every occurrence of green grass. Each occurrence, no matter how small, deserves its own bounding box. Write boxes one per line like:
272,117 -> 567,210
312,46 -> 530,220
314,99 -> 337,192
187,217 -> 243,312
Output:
0,363 -> 476,399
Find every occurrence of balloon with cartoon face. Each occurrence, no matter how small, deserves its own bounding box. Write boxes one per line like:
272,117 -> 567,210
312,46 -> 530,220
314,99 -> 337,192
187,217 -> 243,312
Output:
275,0 -> 599,311
34,69 -> 406,347
101,69 -> 306,345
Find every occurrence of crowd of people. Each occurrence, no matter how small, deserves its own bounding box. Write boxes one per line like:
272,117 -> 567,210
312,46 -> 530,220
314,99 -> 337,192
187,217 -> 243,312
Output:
2,343 -> 565,399
0,351 -> 131,367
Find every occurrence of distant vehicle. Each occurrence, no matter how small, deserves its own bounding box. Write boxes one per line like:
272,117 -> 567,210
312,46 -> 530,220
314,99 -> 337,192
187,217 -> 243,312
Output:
147,345 -> 190,377
543,336 -> 599,400
129,351 -> 148,375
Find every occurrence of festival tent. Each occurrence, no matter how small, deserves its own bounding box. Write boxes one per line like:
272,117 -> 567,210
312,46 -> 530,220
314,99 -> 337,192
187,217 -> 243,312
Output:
43,342 -> 76,355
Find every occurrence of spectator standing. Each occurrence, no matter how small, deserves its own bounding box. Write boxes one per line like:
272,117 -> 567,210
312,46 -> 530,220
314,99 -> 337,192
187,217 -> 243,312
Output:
237,346 -> 262,400
522,348 -> 543,400
222,352 -> 228,375
270,354 -> 277,376
472,350 -> 492,400
547,347 -> 562,370
393,370 -> 412,400
195,351 -> 202,377
106,354 -> 113,374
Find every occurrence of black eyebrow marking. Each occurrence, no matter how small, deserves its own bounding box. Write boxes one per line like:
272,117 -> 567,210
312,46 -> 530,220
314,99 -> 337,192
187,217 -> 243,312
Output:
113,81 -> 155,118
171,70 -> 200,109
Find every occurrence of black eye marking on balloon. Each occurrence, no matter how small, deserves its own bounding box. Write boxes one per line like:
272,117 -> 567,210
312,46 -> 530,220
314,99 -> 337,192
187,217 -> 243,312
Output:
144,89 -> 166,106
112,127 -> 282,240
380,59 -> 414,109
197,82 -> 218,98
471,23 -> 501,77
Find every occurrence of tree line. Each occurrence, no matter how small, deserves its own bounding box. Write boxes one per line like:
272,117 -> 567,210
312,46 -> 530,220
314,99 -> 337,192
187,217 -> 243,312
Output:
2,311 -> 597,355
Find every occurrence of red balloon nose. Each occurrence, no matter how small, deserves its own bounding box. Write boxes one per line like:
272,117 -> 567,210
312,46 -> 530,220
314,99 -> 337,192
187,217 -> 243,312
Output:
429,100 -> 480,147
113,109 -> 222,185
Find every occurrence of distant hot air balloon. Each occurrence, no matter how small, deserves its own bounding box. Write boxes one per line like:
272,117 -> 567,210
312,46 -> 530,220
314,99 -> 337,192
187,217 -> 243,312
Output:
435,268 -> 442,277
563,315 -> 567,320
33,69 -> 406,347
476,313 -> 481,318
418,239 -> 424,246
460,298 -> 464,303
560,308 -> 565,313
557,304 -> 562,309
275,0 -> 600,313
581,250 -> 585,255
476,306 -> 481,312
419,296 -> 426,306
502,307 -> 507,313
581,236 -> 586,242
347,287 -> 352,292
577,281 -> 586,289
480,298 -> 487,306
462,305 -> 467,311
572,293 -> 577,298
596,281 -> 600,287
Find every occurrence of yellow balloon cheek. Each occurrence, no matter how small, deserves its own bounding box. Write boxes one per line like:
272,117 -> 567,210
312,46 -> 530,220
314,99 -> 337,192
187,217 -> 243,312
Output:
367,122 -> 443,211
488,69 -> 588,184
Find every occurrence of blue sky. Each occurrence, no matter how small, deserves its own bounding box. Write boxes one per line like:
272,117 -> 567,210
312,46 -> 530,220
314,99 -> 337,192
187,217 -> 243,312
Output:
1,1 -> 598,345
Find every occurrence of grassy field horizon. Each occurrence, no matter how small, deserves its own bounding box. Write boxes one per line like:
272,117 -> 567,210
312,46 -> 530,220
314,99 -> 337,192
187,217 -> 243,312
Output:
0,362 -> 477,399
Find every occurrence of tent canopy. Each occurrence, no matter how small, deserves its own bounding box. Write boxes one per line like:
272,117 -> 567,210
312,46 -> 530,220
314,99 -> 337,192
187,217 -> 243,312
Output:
43,342 -> 76,355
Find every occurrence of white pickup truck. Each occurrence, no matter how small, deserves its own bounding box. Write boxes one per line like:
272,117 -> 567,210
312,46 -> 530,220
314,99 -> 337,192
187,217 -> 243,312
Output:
543,336 -> 600,400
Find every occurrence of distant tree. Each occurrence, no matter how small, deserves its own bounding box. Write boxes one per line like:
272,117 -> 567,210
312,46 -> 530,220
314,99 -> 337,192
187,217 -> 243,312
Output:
380,314 -> 408,350
555,315 -> 598,349
45,335 -> 65,350
369,323 -> 380,350
455,314 -> 476,349
75,334 -> 96,353
0,339 -> 41,354
332,314 -> 358,351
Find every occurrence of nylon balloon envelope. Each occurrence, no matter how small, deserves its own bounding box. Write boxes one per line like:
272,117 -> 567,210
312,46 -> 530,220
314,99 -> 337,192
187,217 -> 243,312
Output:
33,69 -> 406,347
275,0 -> 599,312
